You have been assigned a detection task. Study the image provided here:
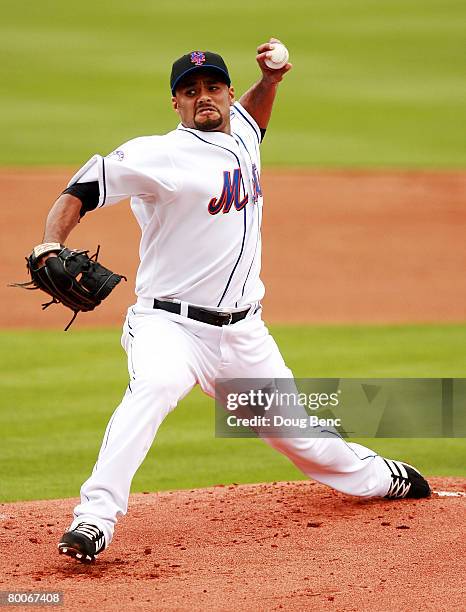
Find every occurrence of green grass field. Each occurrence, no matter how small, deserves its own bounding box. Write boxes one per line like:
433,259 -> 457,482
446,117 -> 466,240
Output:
1,0 -> 465,167
1,325 -> 465,503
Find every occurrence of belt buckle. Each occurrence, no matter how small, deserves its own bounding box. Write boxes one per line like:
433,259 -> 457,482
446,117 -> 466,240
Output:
219,311 -> 233,325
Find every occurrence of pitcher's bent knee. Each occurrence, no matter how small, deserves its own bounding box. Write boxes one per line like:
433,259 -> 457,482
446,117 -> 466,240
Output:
130,375 -> 182,413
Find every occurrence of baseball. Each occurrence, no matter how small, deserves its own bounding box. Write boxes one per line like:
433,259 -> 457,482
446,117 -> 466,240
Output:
264,42 -> 289,70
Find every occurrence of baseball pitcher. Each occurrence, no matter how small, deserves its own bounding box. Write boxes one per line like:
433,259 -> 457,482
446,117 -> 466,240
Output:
29,39 -> 430,563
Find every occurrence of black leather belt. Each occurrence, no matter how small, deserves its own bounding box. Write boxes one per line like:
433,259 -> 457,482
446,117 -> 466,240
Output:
153,298 -> 251,326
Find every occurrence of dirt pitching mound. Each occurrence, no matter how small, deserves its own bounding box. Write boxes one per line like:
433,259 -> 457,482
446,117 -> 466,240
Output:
1,479 -> 465,611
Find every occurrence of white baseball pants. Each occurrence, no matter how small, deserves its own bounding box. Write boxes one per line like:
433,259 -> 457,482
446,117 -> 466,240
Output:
71,303 -> 391,545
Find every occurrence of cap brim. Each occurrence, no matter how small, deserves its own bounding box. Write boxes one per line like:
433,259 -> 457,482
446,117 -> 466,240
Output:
171,65 -> 230,95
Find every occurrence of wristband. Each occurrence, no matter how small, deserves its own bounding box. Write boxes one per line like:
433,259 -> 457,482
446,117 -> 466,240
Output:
32,243 -> 64,259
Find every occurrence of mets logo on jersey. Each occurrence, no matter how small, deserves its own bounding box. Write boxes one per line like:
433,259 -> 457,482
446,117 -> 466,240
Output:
190,51 -> 206,66
208,169 -> 248,215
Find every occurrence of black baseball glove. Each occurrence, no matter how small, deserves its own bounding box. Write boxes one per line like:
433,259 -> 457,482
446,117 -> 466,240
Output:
12,243 -> 126,330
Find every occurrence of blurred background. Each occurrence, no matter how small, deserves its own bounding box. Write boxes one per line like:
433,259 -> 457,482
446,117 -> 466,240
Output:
1,0 -> 465,167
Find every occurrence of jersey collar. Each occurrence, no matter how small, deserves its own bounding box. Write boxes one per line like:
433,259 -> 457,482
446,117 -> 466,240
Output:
176,124 -> 236,147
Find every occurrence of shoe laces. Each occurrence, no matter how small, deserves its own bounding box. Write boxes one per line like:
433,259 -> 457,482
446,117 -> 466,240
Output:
386,476 -> 412,499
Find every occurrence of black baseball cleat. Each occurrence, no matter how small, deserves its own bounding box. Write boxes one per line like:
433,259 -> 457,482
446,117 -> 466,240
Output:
58,522 -> 106,563
383,458 -> 431,499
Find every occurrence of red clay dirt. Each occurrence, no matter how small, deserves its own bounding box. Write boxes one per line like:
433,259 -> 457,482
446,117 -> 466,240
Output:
1,168 -> 465,327
1,169 -> 465,610
1,480 -> 465,611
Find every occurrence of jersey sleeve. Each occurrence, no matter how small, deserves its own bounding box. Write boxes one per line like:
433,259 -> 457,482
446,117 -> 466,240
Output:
230,102 -> 262,147
66,136 -> 179,208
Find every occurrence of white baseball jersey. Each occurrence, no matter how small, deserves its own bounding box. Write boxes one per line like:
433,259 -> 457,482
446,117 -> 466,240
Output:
67,102 -> 264,309
66,100 -> 395,549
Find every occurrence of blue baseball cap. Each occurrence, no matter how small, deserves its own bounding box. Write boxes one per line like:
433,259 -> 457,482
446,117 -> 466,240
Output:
170,51 -> 231,95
